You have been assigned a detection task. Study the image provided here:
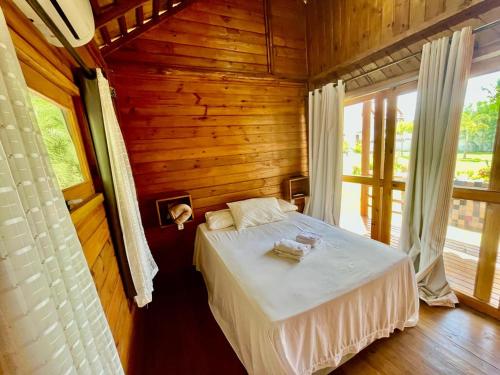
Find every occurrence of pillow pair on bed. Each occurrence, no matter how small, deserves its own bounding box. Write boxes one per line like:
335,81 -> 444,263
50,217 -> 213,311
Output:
205,198 -> 298,231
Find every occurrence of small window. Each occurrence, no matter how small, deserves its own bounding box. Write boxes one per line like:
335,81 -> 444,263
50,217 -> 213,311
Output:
29,91 -> 85,190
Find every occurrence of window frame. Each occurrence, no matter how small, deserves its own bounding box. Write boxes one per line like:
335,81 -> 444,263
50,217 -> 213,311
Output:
23,64 -> 94,204
342,67 -> 500,316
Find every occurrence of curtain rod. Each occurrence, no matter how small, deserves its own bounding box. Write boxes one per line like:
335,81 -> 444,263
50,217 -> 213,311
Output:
25,0 -> 96,79
343,18 -> 500,85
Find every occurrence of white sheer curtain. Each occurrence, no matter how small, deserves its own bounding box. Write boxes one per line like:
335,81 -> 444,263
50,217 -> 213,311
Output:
96,69 -> 158,308
0,10 -> 122,374
400,27 -> 474,307
305,82 -> 344,225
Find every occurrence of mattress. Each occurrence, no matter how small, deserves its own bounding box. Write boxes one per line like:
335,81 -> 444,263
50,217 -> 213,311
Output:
194,212 -> 419,375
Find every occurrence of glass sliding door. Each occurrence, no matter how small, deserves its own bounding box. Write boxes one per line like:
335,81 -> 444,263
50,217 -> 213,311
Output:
340,93 -> 389,242
393,91 -> 417,181
387,90 -> 417,247
462,72 -> 500,310
340,70 -> 500,315
339,182 -> 372,237
341,99 -> 375,237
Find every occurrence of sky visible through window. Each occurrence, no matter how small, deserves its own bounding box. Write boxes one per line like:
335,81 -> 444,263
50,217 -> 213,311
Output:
343,71 -> 500,183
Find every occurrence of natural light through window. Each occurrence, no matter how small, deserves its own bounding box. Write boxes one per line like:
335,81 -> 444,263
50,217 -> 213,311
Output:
455,71 -> 500,188
29,92 -> 84,190
343,100 -> 374,176
394,91 -> 417,181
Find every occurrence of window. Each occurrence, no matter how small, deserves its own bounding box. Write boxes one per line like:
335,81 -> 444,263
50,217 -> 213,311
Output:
343,100 -> 374,176
394,91 -> 417,181
341,98 -> 376,238
339,182 -> 372,237
455,71 -> 500,188
340,69 -> 500,314
29,91 -> 85,190
444,71 -> 500,309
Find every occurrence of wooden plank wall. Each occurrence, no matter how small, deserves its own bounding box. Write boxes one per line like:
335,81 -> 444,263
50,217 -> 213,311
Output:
106,0 -> 269,73
71,195 -> 136,373
108,68 -> 307,272
105,0 -> 307,78
305,0 -> 493,78
105,0 -> 308,273
269,0 -> 308,77
1,1 -> 136,372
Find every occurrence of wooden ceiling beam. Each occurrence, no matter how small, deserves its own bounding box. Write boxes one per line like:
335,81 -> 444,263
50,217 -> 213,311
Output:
95,0 -> 148,27
310,0 -> 500,84
101,0 -> 197,57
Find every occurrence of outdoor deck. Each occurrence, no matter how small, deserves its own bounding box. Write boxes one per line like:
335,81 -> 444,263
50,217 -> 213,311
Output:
389,224 -> 500,308
340,184 -> 500,309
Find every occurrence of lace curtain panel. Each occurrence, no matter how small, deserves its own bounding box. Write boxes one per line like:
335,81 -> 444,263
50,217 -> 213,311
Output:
0,8 -> 123,374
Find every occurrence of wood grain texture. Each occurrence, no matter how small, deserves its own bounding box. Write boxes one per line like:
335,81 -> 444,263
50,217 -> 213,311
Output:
132,269 -> 500,374
306,0 -> 500,83
269,0 -> 308,77
107,64 -> 307,271
104,0 -> 307,78
3,1 -> 137,371
71,195 -> 138,373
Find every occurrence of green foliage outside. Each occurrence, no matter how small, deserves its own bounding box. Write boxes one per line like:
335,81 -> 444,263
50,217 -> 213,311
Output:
455,78 -> 499,182
353,140 -> 362,154
396,120 -> 413,156
343,139 -> 349,153
346,78 -> 499,182
30,93 -> 84,189
459,79 -> 499,158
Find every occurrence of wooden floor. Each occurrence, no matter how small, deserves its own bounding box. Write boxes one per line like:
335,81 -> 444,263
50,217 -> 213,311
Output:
133,269 -> 500,375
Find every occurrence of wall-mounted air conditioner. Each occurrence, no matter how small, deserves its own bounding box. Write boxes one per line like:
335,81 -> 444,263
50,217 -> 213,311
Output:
12,0 -> 95,47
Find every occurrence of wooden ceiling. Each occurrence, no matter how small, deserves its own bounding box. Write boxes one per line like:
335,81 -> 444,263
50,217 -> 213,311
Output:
305,1 -> 500,93
89,0 -> 500,92
90,0 -> 196,56
339,9 -> 500,94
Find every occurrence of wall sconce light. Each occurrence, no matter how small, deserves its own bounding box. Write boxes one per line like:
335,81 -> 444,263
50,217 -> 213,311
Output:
156,193 -> 193,230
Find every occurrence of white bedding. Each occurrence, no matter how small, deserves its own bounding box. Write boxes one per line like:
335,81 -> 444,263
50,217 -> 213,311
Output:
194,212 -> 419,374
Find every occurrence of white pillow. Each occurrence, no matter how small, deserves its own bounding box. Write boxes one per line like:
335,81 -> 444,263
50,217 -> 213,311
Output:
278,199 -> 298,213
227,197 -> 286,231
205,209 -> 234,230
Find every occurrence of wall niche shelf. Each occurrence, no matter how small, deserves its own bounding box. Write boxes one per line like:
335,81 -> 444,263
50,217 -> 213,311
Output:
155,193 -> 193,228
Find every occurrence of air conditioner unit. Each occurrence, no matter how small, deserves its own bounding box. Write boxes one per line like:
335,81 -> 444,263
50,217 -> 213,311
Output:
13,0 -> 95,47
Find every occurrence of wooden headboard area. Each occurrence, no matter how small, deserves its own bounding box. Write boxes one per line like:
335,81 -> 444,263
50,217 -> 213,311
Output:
105,0 -> 308,273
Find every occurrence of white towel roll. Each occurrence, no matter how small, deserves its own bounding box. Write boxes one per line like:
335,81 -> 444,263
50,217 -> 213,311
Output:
296,231 -> 322,248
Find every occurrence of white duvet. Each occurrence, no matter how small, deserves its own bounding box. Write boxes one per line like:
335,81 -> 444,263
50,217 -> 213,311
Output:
194,212 -> 419,374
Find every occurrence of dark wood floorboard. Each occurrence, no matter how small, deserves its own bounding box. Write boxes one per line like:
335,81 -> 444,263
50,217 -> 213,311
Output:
133,269 -> 500,375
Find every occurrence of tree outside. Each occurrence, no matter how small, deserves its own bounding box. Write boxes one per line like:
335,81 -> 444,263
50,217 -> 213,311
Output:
344,75 -> 499,183
455,77 -> 499,184
30,93 -> 84,189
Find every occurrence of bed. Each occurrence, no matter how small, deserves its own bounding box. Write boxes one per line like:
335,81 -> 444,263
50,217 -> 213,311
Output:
194,211 -> 419,375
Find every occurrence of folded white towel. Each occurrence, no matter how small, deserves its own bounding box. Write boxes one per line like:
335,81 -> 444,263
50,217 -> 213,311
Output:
272,248 -> 305,262
274,239 -> 311,256
296,231 -> 322,248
